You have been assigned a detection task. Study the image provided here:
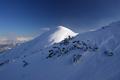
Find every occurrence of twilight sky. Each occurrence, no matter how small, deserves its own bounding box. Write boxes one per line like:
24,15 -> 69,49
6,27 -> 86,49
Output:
0,0 -> 120,38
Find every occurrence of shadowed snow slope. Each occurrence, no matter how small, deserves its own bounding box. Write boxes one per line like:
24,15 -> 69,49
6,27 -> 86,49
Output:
0,22 -> 120,80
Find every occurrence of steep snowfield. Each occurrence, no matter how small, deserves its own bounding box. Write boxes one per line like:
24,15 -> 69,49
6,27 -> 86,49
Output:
0,22 -> 120,80
29,26 -> 78,48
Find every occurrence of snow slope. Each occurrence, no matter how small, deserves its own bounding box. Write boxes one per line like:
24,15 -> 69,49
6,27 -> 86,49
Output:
30,26 -> 78,48
0,22 -> 120,80
0,26 -> 78,62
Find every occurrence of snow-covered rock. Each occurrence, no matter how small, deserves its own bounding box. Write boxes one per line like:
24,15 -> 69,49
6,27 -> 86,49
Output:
0,22 -> 120,80
0,26 -> 78,63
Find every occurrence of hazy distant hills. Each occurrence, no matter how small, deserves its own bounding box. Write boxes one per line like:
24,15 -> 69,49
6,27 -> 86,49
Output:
0,36 -> 32,53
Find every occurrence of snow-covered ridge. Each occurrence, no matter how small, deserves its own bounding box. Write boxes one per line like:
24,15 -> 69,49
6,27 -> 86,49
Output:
49,26 -> 78,45
28,26 -> 78,48
0,22 -> 120,80
0,26 -> 78,61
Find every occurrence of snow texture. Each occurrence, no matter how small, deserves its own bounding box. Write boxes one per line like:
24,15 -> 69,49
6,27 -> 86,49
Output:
0,22 -> 120,80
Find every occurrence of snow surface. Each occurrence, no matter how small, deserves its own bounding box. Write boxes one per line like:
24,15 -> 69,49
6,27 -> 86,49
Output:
49,26 -> 78,45
0,22 -> 120,80
29,26 -> 78,48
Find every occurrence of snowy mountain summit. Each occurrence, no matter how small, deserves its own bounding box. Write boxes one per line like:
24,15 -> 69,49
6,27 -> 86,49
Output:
48,26 -> 78,45
31,26 -> 78,47
0,22 -> 120,80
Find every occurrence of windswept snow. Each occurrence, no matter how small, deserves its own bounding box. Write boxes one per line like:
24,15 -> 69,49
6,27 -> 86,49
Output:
49,26 -> 78,45
31,26 -> 78,47
0,26 -> 78,64
0,22 -> 120,80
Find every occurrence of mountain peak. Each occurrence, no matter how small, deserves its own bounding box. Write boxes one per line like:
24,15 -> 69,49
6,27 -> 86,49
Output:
56,26 -> 73,32
58,25 -> 65,28
30,26 -> 78,48
49,26 -> 78,45
57,26 -> 68,29
1,22 -> 120,80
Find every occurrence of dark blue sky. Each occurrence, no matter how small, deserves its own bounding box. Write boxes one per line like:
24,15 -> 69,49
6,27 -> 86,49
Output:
0,0 -> 120,37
